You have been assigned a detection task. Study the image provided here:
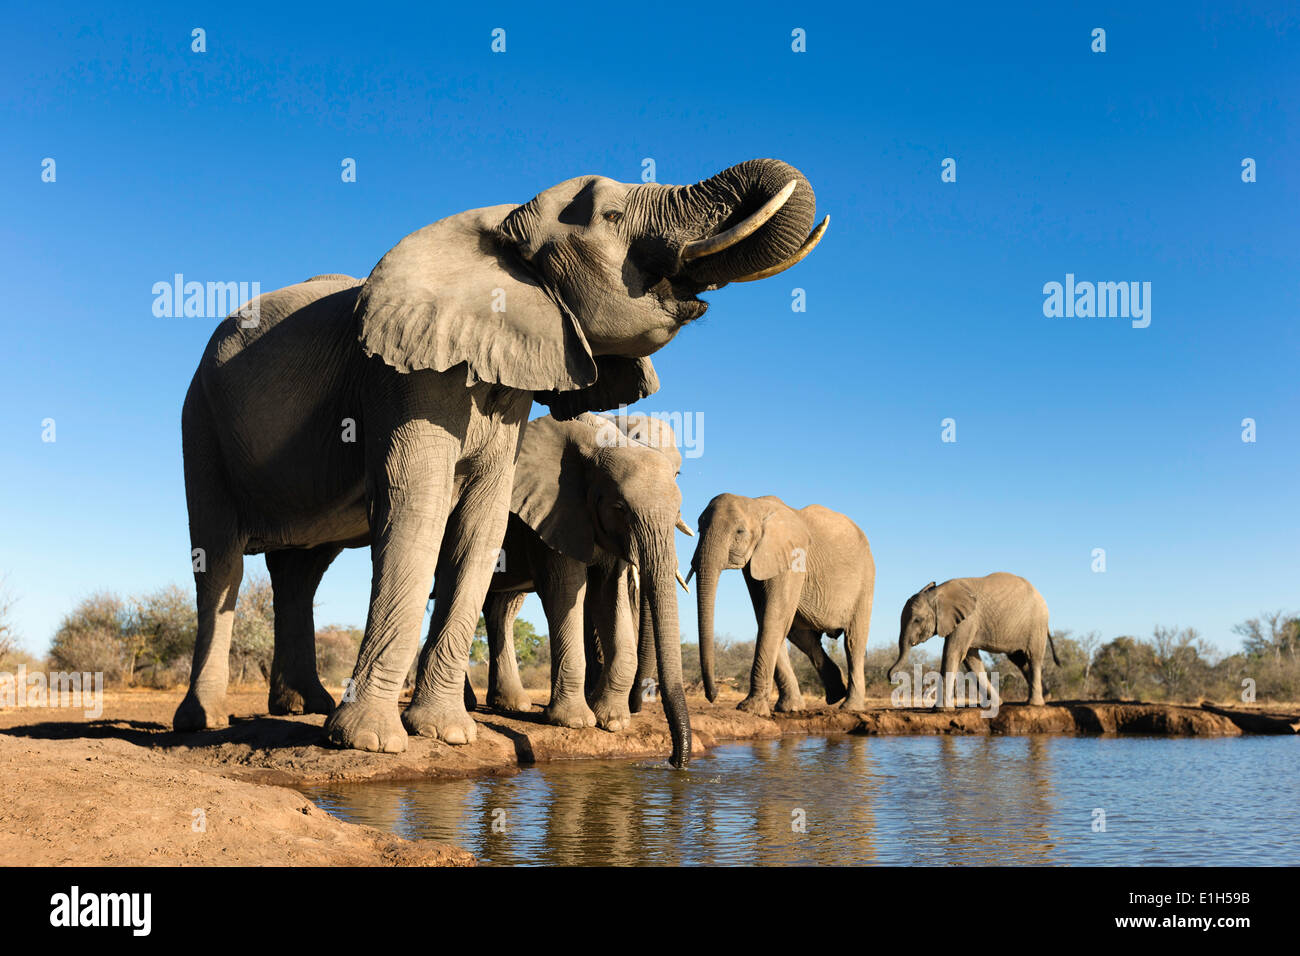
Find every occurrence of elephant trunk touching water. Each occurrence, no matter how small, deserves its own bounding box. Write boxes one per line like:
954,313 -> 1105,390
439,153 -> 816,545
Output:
633,517 -> 692,767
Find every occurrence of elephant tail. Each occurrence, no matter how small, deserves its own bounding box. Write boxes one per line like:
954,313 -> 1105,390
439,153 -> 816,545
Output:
1046,630 -> 1061,667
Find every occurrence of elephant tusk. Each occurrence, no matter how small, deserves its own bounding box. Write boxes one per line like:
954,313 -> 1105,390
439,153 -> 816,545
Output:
679,181 -> 798,262
730,215 -> 829,282
676,515 -> 695,537
676,569 -> 691,594
630,565 -> 640,600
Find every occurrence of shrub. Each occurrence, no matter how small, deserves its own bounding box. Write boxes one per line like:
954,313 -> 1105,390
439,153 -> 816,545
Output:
316,625 -> 362,685
229,574 -> 274,684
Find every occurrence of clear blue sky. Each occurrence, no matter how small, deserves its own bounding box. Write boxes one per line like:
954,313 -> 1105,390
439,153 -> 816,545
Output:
2,2 -> 1296,658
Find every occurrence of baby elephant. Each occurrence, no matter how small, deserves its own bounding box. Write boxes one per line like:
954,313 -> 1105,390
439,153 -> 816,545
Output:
889,573 -> 1058,707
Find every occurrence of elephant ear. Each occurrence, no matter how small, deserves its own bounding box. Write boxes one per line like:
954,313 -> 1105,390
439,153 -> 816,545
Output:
355,205 -> 597,392
749,508 -> 812,581
939,581 -> 977,632
535,354 -> 660,420
510,415 -> 602,563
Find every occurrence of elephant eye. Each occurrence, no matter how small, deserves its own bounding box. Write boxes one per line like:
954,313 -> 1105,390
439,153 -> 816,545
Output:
602,210 -> 623,224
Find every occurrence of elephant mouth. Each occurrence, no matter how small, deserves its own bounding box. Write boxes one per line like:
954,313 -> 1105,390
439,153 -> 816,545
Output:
646,273 -> 712,324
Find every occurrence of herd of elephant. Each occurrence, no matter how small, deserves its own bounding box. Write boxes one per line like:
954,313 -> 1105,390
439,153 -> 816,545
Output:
172,157 -> 1056,768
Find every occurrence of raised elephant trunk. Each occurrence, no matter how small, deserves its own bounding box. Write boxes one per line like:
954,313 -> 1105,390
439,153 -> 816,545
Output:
655,159 -> 821,286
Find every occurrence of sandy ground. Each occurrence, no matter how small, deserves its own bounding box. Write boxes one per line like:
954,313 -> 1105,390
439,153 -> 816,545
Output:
1,684 -> 1295,866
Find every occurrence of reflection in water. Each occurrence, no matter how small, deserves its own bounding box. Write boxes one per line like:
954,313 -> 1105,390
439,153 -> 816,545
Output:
302,736 -> 1300,866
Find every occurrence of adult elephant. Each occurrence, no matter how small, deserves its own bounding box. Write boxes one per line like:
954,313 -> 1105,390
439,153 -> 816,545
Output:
174,158 -> 826,762
687,494 -> 875,715
453,413 -> 691,735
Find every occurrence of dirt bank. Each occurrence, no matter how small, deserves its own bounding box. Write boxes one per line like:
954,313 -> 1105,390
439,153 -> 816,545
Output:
1,686 -> 1293,865
0,732 -> 473,866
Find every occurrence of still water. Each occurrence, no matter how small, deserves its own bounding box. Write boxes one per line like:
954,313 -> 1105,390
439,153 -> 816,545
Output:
303,735 -> 1299,865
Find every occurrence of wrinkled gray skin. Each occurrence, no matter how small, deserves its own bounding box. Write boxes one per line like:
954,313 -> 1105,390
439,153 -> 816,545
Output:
450,413 -> 690,742
173,158 -> 822,758
690,494 -> 875,716
888,573 -> 1057,707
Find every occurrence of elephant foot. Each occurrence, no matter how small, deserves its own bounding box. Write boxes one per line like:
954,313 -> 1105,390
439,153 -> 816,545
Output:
824,684 -> 848,706
543,696 -> 598,729
268,678 -> 336,717
592,694 -> 631,732
323,699 -> 408,753
402,697 -> 479,745
488,686 -> 535,715
1027,696 -> 1046,707
774,694 -> 806,713
736,695 -> 772,718
838,695 -> 867,712
173,692 -> 229,732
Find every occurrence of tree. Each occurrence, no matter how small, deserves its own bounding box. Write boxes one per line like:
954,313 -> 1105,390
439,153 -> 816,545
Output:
512,618 -> 545,665
1150,626 -> 1215,702
468,614 -> 546,664
1234,611 -> 1299,661
0,578 -> 16,668
316,625 -> 363,685
48,592 -> 130,680
1091,636 -> 1159,700
127,584 -> 197,686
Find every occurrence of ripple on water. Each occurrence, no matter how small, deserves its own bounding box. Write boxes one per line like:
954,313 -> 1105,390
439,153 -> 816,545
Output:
300,735 -> 1300,866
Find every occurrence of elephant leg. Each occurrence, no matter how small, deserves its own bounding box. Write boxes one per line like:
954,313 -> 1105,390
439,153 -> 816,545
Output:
964,649 -> 1001,709
790,627 -> 846,705
174,396 -> 247,732
1027,648 -> 1046,706
738,574 -> 799,717
464,670 -> 478,710
840,594 -> 873,711
583,579 -> 603,704
174,548 -> 245,731
1007,650 -> 1033,700
773,640 -> 806,712
485,590 -> 532,713
937,634 -> 966,710
266,544 -> 342,716
590,564 -> 636,731
533,550 -> 596,729
404,469 -> 516,742
323,425 -> 456,753
628,569 -> 656,715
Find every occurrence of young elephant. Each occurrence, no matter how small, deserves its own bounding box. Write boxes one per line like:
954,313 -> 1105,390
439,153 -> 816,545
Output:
688,494 -> 875,715
888,573 -> 1059,707
443,413 -> 692,747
